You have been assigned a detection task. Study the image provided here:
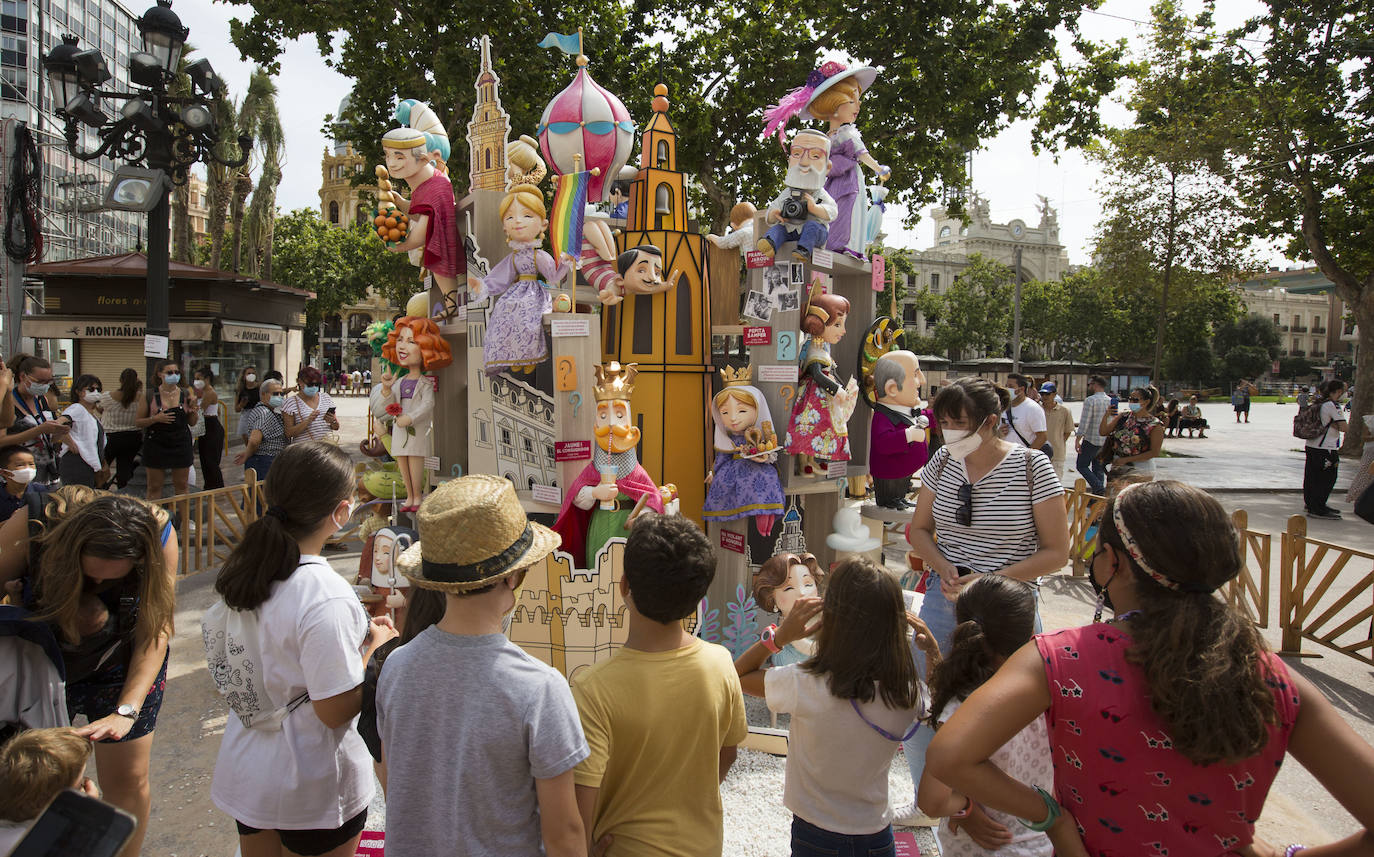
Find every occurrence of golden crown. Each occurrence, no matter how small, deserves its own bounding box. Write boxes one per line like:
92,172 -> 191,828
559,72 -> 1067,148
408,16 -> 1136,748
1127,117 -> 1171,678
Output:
719,366 -> 753,387
594,361 -> 639,402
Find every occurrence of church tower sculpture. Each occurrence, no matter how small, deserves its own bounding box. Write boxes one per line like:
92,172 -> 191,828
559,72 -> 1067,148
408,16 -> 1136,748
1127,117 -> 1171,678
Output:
467,35 -> 510,193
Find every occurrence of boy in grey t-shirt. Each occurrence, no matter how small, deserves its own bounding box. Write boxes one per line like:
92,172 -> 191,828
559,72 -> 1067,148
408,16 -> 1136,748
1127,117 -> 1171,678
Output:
376,475 -> 589,857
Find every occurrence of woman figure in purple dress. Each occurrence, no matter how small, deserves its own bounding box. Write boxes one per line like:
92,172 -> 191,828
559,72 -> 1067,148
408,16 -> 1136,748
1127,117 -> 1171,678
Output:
705,367 -> 785,536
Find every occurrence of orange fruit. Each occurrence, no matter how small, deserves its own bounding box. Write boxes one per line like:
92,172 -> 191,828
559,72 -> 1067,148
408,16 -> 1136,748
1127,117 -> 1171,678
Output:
385,216 -> 398,228
374,215 -> 386,227
387,229 -> 402,242
376,227 -> 388,238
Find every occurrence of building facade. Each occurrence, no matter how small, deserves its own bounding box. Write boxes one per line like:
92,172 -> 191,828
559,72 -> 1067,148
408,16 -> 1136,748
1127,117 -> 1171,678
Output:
319,139 -> 367,229
1233,266 -> 1350,364
2,0 -> 146,261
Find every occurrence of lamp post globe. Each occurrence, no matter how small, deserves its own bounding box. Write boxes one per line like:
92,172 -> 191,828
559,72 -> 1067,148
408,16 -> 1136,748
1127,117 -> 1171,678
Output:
42,34 -> 83,113
137,0 -> 188,75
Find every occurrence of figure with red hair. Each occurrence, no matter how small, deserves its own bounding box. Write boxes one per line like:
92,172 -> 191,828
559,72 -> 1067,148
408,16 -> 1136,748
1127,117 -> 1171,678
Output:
369,316 -> 453,511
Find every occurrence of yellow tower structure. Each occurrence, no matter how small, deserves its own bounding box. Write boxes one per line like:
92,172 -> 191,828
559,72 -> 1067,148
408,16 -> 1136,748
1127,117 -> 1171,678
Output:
467,35 -> 510,193
603,84 -> 712,524
319,141 -> 367,228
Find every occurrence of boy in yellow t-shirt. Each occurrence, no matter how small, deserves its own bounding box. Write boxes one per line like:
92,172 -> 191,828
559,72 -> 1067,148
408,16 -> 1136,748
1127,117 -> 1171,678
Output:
572,514 -> 748,857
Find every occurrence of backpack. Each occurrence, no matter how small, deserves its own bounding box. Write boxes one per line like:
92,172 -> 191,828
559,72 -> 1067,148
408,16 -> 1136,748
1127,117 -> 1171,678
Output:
1292,400 -> 1329,440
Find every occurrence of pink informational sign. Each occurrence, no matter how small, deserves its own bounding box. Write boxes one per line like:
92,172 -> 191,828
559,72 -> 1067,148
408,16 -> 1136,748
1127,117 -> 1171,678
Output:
554,440 -> 592,461
871,253 -> 886,291
744,326 -> 772,346
720,530 -> 746,553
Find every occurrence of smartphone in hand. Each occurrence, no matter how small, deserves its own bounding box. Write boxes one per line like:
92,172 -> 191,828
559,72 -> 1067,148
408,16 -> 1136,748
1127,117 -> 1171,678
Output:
10,789 -> 136,857
327,407 -> 337,415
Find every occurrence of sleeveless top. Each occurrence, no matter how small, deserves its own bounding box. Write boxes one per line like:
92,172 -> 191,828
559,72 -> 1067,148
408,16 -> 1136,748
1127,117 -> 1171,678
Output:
1036,625 -> 1299,856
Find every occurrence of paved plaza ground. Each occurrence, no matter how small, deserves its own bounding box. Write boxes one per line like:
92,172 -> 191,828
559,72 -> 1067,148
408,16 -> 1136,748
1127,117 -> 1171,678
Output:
134,394 -> 1373,856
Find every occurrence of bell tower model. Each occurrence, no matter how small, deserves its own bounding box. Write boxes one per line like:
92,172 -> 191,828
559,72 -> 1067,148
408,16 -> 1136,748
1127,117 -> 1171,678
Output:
467,35 -> 510,193
603,84 -> 712,523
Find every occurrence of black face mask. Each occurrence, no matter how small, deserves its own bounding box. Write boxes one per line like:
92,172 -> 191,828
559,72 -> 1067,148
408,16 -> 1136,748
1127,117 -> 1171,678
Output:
1089,547 -> 1116,620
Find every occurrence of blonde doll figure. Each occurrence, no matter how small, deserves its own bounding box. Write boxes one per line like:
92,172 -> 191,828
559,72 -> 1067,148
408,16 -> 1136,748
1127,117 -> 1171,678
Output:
370,316 -> 453,511
704,366 -> 785,536
764,62 -> 890,259
471,135 -> 571,375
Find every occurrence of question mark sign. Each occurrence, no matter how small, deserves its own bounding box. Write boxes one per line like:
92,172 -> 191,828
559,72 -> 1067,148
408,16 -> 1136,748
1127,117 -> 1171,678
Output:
780,385 -> 796,409
777,331 -> 797,362
450,463 -> 463,478
555,357 -> 577,392
569,391 -> 583,418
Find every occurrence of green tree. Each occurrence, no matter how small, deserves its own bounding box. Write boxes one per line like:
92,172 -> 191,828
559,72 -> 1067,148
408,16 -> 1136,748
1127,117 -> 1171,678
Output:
1093,1 -> 1253,380
220,0 -> 1123,230
1219,1 -> 1373,453
269,210 -> 417,348
1213,313 -> 1281,361
915,254 -> 1012,361
1278,356 -> 1316,380
1222,345 -> 1271,383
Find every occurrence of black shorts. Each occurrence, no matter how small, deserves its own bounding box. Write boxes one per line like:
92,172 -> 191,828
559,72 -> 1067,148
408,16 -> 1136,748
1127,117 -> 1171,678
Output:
236,808 -> 367,856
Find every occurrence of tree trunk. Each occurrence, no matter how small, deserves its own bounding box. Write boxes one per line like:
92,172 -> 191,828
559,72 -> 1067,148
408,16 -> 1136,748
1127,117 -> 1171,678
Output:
230,172 -> 252,274
171,182 -> 192,263
1151,172 -> 1178,383
1341,295 -> 1374,458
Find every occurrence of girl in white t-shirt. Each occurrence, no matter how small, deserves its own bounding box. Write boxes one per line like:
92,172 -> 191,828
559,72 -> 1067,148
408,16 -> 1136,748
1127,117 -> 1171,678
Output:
735,557 -> 938,857
206,441 -> 396,857
917,574 -> 1053,857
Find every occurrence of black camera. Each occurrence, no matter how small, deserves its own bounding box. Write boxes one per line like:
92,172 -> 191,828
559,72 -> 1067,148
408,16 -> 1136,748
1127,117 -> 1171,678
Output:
779,190 -> 808,221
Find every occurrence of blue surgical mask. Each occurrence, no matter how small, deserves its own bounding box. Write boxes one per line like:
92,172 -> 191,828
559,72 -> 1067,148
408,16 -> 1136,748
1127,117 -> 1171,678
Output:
163,373 -> 180,386
303,385 -> 320,396
1127,402 -> 1142,413
268,395 -> 285,409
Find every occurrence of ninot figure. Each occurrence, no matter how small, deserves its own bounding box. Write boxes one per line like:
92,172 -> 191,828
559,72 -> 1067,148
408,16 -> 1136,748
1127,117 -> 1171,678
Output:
869,350 -> 934,510
757,130 -> 837,263
380,121 -> 462,301
705,366 -> 785,536
785,291 -> 858,475
369,316 -> 453,512
752,551 -> 827,666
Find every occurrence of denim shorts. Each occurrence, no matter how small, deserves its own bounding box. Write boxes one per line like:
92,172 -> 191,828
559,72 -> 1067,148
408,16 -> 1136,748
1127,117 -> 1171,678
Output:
65,650 -> 169,743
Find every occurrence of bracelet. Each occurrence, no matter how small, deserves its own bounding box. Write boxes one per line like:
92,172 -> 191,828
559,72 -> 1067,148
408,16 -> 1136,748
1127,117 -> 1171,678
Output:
1285,846 -> 1306,857
760,624 -> 782,655
950,796 -> 972,819
1017,786 -> 1061,832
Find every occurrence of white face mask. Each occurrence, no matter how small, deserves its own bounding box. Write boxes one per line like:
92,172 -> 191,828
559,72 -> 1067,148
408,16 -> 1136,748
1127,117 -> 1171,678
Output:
245,374 -> 257,383
193,379 -> 206,390
83,391 -> 102,404
942,426 -> 984,461
4,467 -> 37,485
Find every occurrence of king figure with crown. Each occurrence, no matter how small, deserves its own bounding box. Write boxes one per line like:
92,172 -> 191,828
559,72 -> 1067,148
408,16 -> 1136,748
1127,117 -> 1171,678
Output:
704,366 -> 785,537
551,362 -> 665,568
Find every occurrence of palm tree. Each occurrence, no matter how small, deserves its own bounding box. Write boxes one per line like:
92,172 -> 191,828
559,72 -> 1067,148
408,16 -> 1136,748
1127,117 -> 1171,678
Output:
206,94 -> 239,269
168,45 -> 196,263
230,69 -> 281,275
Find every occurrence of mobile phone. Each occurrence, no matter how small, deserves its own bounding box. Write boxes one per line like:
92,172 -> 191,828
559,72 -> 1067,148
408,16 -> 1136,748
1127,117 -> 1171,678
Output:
327,407 -> 337,415
1109,395 -> 1119,411
10,788 -> 136,857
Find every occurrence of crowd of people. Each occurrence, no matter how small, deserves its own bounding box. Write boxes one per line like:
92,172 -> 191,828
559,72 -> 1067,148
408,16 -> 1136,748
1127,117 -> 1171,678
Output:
3,368 -> 1374,857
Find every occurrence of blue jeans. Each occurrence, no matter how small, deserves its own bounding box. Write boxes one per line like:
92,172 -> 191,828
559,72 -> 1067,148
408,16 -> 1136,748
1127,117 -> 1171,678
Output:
764,219 -> 829,258
1075,441 -> 1105,494
903,574 -> 1043,796
245,453 -> 274,481
792,816 -> 894,857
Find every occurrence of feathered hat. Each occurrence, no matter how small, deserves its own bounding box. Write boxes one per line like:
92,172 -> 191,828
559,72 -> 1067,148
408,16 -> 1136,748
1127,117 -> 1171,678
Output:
762,61 -> 878,145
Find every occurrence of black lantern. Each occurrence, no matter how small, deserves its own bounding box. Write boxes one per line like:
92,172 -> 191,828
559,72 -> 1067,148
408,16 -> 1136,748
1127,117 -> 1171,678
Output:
136,0 -> 188,74
43,34 -> 82,113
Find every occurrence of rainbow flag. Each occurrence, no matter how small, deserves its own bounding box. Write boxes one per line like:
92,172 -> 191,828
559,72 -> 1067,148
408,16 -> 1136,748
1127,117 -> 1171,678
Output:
549,169 -> 591,263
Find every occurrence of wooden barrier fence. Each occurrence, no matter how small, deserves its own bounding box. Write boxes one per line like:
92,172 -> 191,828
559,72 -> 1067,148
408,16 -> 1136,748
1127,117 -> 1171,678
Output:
1280,515 -> 1374,665
151,471 -> 266,575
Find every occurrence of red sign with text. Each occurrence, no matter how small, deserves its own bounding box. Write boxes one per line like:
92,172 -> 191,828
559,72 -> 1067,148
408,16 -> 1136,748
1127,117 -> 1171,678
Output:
720,530 -> 746,553
745,250 -> 773,269
554,440 -> 592,462
743,326 -> 772,346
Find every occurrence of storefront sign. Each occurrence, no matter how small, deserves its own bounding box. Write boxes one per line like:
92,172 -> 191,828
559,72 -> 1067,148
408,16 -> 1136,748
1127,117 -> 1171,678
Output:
21,318 -> 213,340
222,323 -> 285,345
743,326 -> 772,346
554,440 -> 592,461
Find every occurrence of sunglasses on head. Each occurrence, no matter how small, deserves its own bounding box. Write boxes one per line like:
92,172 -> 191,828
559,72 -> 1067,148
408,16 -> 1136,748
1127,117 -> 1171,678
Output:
956,482 -> 973,526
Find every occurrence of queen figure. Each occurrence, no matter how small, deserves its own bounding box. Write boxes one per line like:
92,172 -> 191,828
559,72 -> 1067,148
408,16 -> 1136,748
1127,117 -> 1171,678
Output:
705,367 -> 785,536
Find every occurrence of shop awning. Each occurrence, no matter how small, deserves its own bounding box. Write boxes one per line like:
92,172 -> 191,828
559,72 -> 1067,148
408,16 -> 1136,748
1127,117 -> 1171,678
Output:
22,318 -> 213,340
221,322 -> 286,346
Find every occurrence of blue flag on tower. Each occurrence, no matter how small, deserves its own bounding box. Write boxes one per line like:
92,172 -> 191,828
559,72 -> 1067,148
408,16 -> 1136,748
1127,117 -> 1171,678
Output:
539,32 -> 581,55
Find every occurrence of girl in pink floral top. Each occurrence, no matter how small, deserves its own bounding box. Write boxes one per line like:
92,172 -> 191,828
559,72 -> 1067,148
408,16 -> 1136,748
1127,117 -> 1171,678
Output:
1099,385 -> 1164,483
926,480 -> 1374,857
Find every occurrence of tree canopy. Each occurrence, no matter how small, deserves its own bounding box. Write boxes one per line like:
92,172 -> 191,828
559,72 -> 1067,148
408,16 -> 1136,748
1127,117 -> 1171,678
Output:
220,0 -> 1124,228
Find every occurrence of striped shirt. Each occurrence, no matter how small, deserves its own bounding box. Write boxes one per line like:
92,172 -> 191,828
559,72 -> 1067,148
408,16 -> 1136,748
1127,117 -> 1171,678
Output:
99,393 -> 141,433
282,392 -> 337,442
918,445 -> 1064,574
1076,392 -> 1109,445
240,406 -> 287,458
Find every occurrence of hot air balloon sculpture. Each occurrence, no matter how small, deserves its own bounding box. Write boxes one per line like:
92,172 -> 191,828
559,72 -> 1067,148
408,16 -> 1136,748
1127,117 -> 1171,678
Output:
537,30 -> 635,204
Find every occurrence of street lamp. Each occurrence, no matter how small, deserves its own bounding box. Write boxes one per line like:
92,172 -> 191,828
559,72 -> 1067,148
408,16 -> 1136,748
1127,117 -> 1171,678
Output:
41,0 -> 251,381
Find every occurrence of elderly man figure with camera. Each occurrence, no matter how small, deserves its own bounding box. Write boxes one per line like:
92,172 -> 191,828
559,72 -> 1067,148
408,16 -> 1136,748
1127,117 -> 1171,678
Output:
757,129 -> 838,263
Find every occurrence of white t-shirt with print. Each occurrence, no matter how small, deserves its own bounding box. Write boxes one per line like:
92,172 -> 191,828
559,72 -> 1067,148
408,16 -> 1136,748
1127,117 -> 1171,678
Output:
1002,398 -> 1047,448
765,664 -> 925,835
211,556 -> 373,830
935,699 -> 1054,857
1305,400 -> 1345,450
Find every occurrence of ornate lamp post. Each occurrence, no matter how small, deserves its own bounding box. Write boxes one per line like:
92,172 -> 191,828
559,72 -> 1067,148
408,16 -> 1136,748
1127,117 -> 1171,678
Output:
42,0 -> 251,380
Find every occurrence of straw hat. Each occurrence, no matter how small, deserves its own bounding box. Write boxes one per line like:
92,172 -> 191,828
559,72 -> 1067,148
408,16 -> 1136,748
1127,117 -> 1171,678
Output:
395,474 -> 560,592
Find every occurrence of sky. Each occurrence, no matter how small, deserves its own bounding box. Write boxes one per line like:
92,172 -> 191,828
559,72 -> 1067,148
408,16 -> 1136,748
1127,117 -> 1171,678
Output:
174,0 -> 1275,267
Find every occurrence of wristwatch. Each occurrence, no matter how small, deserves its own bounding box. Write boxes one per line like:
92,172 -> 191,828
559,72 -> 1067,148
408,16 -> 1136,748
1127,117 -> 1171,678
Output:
115,703 -> 138,719
760,624 -> 782,655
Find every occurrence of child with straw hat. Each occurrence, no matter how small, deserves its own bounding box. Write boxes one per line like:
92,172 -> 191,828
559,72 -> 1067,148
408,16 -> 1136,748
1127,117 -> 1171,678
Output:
376,475 -> 591,857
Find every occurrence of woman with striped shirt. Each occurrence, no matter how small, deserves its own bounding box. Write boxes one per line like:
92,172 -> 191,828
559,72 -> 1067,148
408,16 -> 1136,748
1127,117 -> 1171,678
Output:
100,369 -> 144,489
282,367 -> 340,444
895,377 -> 1069,828
234,380 -> 287,480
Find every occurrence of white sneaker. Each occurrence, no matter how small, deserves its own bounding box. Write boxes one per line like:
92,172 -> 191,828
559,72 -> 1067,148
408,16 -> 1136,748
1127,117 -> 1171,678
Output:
892,800 -> 939,828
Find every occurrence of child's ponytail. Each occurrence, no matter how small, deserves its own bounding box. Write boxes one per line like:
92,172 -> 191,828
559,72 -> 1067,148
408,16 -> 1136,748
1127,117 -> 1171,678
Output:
927,575 -> 1037,725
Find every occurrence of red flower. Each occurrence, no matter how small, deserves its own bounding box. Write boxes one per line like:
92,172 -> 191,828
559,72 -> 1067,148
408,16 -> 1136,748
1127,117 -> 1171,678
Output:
385,403 -> 403,417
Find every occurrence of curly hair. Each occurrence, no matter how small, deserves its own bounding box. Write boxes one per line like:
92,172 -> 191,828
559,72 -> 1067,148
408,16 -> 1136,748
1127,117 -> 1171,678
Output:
927,575 -> 1036,724
297,365 -> 324,387
623,513 -> 716,623
805,557 -> 921,710
381,316 -> 453,372
32,493 -> 174,646
1099,480 -> 1277,765
752,551 -> 825,613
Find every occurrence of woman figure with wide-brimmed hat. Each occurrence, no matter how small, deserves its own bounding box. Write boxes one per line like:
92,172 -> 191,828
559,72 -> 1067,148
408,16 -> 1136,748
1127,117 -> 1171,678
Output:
205,441 -> 398,857
376,474 -> 592,857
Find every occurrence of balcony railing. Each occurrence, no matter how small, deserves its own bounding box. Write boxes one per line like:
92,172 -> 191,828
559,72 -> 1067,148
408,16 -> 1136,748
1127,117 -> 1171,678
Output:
1292,350 -> 1306,357
1292,325 -> 1308,332
1279,324 -> 1290,331
1313,326 -> 1327,334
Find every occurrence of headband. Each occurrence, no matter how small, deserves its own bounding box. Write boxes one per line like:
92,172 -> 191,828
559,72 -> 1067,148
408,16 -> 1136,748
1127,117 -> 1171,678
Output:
1111,483 -> 1219,594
